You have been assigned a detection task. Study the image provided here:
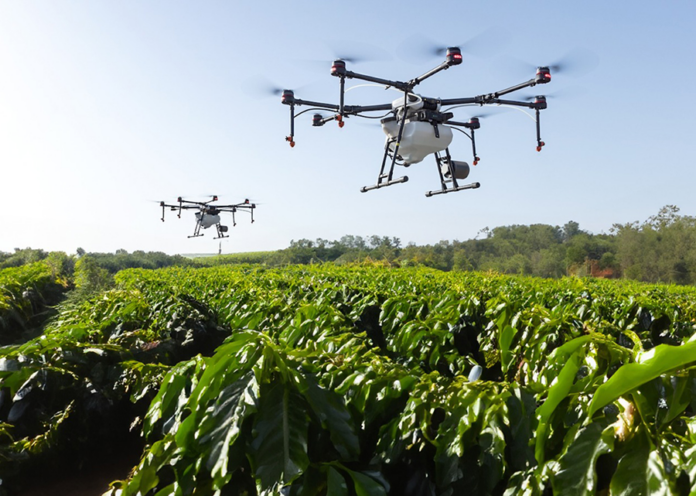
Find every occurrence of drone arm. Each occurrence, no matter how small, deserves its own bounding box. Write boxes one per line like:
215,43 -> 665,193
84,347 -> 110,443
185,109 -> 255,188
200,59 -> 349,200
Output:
438,97 -> 478,106
343,103 -> 393,114
408,61 -> 453,88
440,77 -> 545,107
341,70 -> 410,91
492,98 -> 537,108
293,98 -> 339,111
487,78 -> 539,99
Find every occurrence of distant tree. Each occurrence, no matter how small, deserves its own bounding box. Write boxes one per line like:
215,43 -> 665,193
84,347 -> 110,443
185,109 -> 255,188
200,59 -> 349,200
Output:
0,248 -> 49,268
613,206 -> 696,284
562,221 -> 582,241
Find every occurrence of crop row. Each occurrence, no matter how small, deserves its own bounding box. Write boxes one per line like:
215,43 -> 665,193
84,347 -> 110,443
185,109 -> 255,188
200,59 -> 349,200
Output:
2,265 -> 696,495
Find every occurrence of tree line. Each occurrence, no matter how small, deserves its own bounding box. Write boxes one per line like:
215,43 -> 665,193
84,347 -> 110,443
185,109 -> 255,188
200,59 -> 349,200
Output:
234,205 -> 696,285
3,205 -> 696,285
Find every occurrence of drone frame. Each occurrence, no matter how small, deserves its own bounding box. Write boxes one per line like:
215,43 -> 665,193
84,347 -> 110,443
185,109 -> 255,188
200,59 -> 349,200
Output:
281,47 -> 551,196
159,196 -> 256,239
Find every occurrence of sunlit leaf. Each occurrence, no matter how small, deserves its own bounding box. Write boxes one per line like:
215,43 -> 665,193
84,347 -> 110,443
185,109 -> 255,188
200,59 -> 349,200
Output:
589,340 -> 696,416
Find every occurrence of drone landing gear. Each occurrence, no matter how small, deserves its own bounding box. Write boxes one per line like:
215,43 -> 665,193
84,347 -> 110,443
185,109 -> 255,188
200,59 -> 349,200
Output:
214,224 -> 229,240
187,221 -> 204,238
425,149 -> 480,197
361,137 -> 409,193
426,181 -> 480,197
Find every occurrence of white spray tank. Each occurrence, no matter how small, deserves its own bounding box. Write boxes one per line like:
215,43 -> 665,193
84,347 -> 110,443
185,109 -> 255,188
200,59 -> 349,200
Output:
195,212 -> 220,229
381,94 -> 453,165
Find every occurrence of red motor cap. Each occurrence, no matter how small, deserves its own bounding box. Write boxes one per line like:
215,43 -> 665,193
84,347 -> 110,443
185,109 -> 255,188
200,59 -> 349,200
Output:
535,67 -> 551,84
331,59 -> 346,77
446,47 -> 463,66
281,90 -> 295,105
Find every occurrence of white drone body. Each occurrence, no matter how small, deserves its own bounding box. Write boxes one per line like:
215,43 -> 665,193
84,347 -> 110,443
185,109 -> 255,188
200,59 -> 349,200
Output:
281,47 -> 552,196
381,119 -> 453,165
381,95 -> 469,179
195,212 -> 221,229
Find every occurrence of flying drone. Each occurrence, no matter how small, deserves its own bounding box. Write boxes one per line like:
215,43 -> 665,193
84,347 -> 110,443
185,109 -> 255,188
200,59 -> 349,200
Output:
159,196 -> 256,239
280,46 -> 553,197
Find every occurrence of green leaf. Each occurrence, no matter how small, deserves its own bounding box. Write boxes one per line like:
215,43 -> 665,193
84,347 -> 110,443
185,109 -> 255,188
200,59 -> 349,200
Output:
200,372 -> 259,489
552,422 -> 614,496
589,340 -> 696,416
250,381 -> 309,490
535,349 -> 583,463
500,324 -> 518,374
505,388 -> 537,472
154,483 -> 181,496
327,467 -> 349,496
344,468 -> 388,496
302,375 -> 360,460
610,427 -> 670,496
549,335 -> 592,363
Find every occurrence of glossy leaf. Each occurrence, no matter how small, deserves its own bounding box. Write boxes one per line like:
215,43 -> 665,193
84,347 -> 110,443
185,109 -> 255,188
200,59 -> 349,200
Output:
589,340 -> 696,416
250,381 -> 310,490
610,427 -> 670,495
552,422 -> 614,495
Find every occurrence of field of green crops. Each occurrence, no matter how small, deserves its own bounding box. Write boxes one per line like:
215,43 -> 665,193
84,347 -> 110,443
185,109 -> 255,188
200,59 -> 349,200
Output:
2,264 -> 696,495
0,261 -> 68,346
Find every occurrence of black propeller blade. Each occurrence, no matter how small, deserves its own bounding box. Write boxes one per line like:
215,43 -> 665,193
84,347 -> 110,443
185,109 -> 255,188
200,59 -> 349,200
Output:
242,76 -> 309,98
325,40 -> 392,64
520,86 -> 587,101
504,47 -> 599,79
397,27 -> 512,63
298,40 -> 393,73
469,108 -> 510,119
545,47 -> 599,76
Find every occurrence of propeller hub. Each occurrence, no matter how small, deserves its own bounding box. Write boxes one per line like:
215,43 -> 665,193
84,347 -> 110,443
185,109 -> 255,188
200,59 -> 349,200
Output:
281,89 -> 295,105
535,66 -> 551,84
312,113 -> 325,127
446,47 -> 463,66
468,117 -> 481,129
331,59 -> 346,77
533,95 -> 547,109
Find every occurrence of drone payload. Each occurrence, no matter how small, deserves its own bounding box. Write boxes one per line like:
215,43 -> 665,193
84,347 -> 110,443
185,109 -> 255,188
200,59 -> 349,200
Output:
280,46 -> 552,197
159,196 -> 256,239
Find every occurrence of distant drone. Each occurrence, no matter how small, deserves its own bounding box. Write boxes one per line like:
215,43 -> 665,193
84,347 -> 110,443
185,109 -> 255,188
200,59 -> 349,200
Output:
280,46 -> 553,197
159,196 -> 256,239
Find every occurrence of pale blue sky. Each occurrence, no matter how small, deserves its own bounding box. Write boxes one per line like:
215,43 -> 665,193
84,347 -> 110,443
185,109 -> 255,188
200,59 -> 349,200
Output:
1,1 -> 695,254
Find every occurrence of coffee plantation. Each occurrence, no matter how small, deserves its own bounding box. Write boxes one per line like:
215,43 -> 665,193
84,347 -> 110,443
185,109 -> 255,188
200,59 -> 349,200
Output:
2,263 -> 696,495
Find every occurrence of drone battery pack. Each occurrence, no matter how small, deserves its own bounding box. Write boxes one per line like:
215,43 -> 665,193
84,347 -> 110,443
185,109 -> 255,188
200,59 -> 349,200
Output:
382,120 -> 453,165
